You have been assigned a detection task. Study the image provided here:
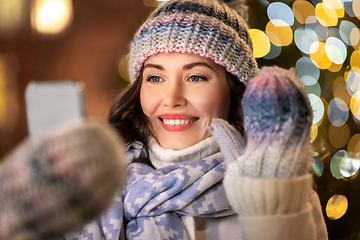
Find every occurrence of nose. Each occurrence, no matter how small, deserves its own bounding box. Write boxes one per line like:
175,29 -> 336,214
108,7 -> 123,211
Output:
163,80 -> 187,108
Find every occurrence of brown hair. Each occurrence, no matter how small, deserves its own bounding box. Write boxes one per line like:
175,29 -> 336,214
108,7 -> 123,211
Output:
108,70 -> 246,164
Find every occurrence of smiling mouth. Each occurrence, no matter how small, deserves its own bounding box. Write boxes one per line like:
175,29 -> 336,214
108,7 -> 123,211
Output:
159,118 -> 199,126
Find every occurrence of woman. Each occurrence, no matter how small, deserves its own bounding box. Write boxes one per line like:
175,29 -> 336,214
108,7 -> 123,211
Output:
65,0 -> 328,239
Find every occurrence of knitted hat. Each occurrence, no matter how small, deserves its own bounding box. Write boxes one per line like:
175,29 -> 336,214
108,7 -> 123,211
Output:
128,0 -> 259,85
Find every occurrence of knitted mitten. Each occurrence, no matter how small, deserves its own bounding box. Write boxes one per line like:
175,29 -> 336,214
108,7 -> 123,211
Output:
210,66 -> 313,216
0,121 -> 126,240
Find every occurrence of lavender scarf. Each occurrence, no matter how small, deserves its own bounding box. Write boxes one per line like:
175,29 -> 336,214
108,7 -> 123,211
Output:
64,139 -> 232,240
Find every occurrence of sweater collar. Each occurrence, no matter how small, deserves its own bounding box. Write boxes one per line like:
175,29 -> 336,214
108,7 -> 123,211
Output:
148,137 -> 220,169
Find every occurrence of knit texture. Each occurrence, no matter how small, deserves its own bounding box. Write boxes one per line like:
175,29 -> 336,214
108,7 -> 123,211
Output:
223,174 -> 313,216
211,66 -> 313,178
128,0 -> 258,85
0,121 -> 126,240
210,66 -> 313,217
148,137 -> 219,168
65,140 -> 233,240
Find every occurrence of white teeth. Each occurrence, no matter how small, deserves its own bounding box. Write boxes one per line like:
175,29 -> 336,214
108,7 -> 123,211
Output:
163,119 -> 195,126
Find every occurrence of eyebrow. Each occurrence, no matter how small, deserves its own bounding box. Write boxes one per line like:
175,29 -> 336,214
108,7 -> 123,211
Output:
183,62 -> 215,71
143,63 -> 164,71
142,62 -> 215,71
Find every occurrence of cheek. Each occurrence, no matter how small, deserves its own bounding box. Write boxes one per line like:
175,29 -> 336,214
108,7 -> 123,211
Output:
140,87 -> 156,117
192,86 -> 231,119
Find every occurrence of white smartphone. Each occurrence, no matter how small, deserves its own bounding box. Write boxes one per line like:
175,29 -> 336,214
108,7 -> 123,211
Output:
25,80 -> 86,136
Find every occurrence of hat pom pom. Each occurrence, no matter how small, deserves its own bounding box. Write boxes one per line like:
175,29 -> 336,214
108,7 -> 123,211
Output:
220,0 -> 249,21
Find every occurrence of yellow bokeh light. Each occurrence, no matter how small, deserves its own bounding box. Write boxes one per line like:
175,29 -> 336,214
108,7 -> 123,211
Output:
0,54 -> 19,131
326,194 -> 348,220
315,3 -> 338,27
348,134 -> 360,158
310,123 -> 318,143
323,0 -> 344,18
333,77 -> 350,106
310,41 -> 332,69
118,54 -> 130,82
292,0 -> 315,24
350,50 -> 360,69
354,0 -> 360,20
0,56 -> 6,127
249,29 -> 271,58
350,91 -> 360,120
265,20 -> 293,47
349,27 -> 360,49
328,62 -> 342,72
0,0 -> 25,38
329,124 -> 350,149
32,0 -> 73,34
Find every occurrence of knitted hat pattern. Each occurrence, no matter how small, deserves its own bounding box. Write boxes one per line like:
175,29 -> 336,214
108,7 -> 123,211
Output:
128,0 -> 259,85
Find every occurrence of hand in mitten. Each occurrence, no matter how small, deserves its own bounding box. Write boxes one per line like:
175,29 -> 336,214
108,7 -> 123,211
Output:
0,121 -> 126,240
210,66 -> 313,216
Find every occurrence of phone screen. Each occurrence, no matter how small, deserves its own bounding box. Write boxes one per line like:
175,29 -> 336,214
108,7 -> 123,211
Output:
25,80 -> 86,136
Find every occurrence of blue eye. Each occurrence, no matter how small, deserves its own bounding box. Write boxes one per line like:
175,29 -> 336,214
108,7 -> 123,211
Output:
189,75 -> 206,82
148,76 -> 162,82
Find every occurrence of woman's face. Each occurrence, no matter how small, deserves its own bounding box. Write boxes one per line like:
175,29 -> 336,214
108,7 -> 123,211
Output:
140,52 -> 231,150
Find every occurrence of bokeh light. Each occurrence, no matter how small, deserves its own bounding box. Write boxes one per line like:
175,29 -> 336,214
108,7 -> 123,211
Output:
328,98 -> 349,127
312,150 -> 324,177
306,17 -> 329,41
323,0 -> 345,18
315,2 -> 339,27
340,155 -> 360,178
306,82 -> 322,96
249,29 -> 271,58
339,20 -> 360,46
292,0 -> 316,24
0,0 -> 25,39
348,134 -> 360,158
267,2 -> 294,26
326,194 -> 348,220
350,91 -> 360,120
118,54 -> 130,83
296,56 -> 320,85
0,54 -> 19,131
31,0 -> 73,34
331,150 -> 349,179
262,42 -> 281,60
329,123 -> 350,148
311,123 -> 319,143
310,41 -> 332,69
346,68 -> 360,96
294,27 -> 319,54
353,0 -> 360,20
0,56 -> 7,127
308,93 -> 325,125
266,20 -> 293,46
325,37 -> 347,64
333,77 -> 351,106
328,62 -> 343,72
350,50 -> 360,69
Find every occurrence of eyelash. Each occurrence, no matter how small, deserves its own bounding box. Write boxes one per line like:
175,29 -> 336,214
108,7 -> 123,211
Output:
146,76 -> 163,83
189,75 -> 208,82
145,75 -> 208,83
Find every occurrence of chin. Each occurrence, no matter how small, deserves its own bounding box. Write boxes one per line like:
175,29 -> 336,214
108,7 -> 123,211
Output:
157,136 -> 207,150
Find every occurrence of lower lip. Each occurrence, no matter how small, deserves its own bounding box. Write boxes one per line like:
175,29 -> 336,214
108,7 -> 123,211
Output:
160,119 -> 197,132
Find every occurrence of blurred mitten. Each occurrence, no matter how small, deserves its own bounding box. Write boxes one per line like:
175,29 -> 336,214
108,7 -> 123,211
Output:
0,121 -> 126,240
210,66 -> 314,216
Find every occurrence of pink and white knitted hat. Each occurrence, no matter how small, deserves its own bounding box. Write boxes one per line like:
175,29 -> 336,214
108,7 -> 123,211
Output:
128,0 -> 259,85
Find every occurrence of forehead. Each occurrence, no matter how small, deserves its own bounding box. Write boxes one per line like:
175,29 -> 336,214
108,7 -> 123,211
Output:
144,52 -> 224,71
